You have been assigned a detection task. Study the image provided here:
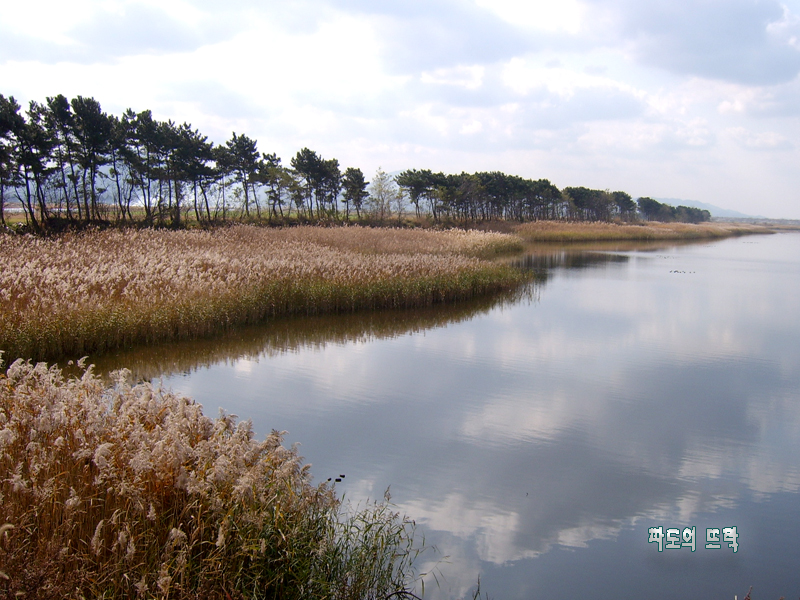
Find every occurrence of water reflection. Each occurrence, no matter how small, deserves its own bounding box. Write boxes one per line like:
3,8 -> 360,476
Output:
89,244 -> 693,381
89,286 -> 540,381
96,234 -> 800,599
509,249 -> 630,273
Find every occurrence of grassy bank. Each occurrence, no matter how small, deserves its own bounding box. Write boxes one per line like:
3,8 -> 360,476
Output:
0,225 -> 526,362
0,358 -> 425,599
511,220 -> 772,242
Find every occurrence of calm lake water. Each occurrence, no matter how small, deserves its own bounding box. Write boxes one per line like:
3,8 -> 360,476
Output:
94,232 -> 800,599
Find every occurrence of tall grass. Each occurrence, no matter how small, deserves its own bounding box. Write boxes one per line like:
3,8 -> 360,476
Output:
512,220 -> 770,242
0,357 -> 428,599
0,225 -> 526,362
263,225 -> 524,258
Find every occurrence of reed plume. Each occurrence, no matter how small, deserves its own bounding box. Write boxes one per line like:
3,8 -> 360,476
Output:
0,357 -> 426,599
0,225 -> 525,361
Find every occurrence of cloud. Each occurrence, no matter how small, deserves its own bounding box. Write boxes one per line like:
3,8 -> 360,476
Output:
726,126 -> 794,150
513,85 -> 646,130
285,56 -> 649,156
320,0 -> 537,73
586,0 -> 800,85
736,76 -> 800,116
0,2 -> 227,65
474,0 -> 586,34
69,3 -> 221,58
160,81 -> 263,121
2,0 -> 800,216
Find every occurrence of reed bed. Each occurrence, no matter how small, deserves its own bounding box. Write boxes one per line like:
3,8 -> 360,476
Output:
0,357 -> 425,599
0,226 -> 526,362
513,220 -> 769,242
265,225 -> 524,258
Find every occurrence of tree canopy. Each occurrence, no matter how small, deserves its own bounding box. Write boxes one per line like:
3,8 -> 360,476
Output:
0,92 -> 711,230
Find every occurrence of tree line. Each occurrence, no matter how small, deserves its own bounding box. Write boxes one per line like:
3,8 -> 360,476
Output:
635,196 -> 711,223
0,93 -> 710,230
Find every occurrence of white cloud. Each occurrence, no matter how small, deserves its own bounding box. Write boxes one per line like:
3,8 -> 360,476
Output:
1,0 -> 800,217
1,0 -> 93,43
421,65 -> 486,90
767,3 -> 800,49
401,493 -> 530,564
726,127 -> 794,150
473,0 -> 585,34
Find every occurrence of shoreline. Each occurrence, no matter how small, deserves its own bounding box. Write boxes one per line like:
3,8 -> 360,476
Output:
505,220 -> 776,242
0,221 -> 777,364
0,225 -> 528,363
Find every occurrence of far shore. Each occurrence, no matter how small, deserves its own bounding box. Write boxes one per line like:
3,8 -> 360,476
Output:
486,219 -> 779,242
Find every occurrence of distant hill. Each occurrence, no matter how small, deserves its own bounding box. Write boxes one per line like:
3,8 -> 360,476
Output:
655,198 -> 762,219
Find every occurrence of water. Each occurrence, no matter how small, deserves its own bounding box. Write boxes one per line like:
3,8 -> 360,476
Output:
92,232 -> 800,599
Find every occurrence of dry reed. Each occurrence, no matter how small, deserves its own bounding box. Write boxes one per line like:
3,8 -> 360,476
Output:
0,357 -> 426,599
513,220 -> 769,242
263,225 -> 524,258
0,225 -> 526,361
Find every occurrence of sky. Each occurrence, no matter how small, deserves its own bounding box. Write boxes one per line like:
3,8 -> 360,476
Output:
1,0 -> 799,218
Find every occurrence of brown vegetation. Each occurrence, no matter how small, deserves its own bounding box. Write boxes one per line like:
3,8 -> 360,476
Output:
0,225 -> 526,362
511,220 -> 770,242
0,358 -> 425,599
